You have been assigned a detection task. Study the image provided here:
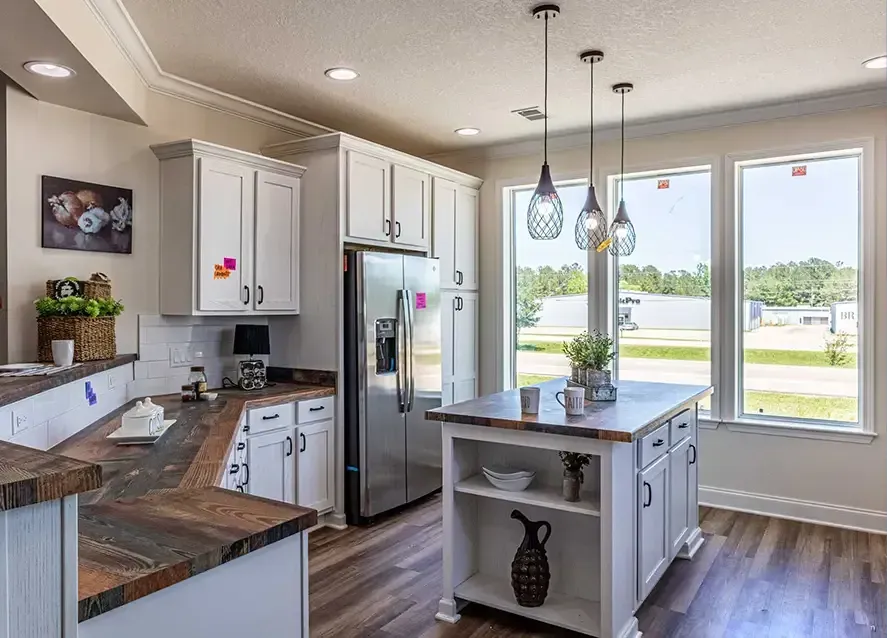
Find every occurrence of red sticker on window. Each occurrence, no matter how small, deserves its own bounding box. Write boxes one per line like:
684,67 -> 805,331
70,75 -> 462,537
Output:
415,293 -> 427,310
657,179 -> 670,189
792,165 -> 807,176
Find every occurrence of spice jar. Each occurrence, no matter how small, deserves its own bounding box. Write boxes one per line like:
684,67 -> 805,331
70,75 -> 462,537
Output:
189,366 -> 208,400
181,384 -> 195,402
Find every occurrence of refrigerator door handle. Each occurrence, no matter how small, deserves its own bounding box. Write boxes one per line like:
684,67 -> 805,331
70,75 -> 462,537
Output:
397,289 -> 408,413
406,290 -> 415,412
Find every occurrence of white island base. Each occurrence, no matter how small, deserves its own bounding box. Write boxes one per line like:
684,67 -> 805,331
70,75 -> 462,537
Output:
432,383 -> 708,638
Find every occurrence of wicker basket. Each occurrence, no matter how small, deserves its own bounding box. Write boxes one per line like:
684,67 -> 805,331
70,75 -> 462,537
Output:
45,278 -> 112,300
37,316 -> 116,362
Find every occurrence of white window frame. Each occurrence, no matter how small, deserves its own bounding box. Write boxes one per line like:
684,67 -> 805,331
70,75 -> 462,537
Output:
724,140 -> 876,442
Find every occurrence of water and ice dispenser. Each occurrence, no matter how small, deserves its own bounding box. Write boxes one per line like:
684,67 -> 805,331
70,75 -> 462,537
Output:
374,318 -> 398,374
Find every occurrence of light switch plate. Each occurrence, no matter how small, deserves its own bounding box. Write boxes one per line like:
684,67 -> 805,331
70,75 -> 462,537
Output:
169,346 -> 195,368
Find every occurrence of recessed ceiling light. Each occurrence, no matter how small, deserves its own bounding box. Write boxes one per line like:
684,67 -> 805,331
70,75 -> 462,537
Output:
23,61 -> 75,78
324,67 -> 359,81
454,127 -> 481,136
862,55 -> 887,69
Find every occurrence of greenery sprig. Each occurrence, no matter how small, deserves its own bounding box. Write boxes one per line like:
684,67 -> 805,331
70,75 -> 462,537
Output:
562,330 -> 615,371
35,296 -> 124,318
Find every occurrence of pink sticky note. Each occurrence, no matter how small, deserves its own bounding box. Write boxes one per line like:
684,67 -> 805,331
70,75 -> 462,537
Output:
415,292 -> 427,310
223,257 -> 237,270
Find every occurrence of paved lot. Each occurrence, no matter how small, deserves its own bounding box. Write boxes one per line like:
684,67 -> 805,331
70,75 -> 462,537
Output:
516,351 -> 858,398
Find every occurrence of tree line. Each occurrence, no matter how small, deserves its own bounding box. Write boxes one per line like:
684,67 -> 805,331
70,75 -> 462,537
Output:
516,258 -> 857,331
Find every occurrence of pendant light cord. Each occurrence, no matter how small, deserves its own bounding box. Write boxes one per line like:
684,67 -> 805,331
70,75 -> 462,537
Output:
588,60 -> 594,182
619,89 -> 625,201
543,13 -> 549,163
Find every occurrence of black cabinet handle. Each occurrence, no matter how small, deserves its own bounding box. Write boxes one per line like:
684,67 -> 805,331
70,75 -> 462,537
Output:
236,485 -> 244,493
242,462 -> 249,486
300,432 -> 306,453
384,219 -> 391,236
643,482 -> 652,508
309,406 -> 325,412
243,424 -> 250,433
243,285 -> 250,305
690,443 -> 697,466
229,463 -> 240,475
456,270 -> 463,285
286,436 -> 293,457
257,285 -> 264,305
237,442 -> 245,451
395,221 -> 401,238
653,439 -> 665,448
678,422 -> 689,429
262,414 -> 280,421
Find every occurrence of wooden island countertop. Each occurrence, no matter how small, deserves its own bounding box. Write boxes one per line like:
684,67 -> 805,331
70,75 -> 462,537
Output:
427,378 -> 712,442
50,383 -> 334,621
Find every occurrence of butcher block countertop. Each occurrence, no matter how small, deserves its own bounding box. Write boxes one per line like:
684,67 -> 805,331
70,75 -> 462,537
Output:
0,440 -> 101,510
50,383 -> 332,621
427,378 -> 712,442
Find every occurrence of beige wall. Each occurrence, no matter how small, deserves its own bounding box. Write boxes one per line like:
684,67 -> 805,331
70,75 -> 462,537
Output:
5,84 -> 293,362
440,106 -> 887,524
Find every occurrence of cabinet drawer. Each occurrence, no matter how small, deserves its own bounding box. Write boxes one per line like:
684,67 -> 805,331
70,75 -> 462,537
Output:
247,402 -> 296,433
639,423 -> 670,469
297,396 -> 334,423
669,408 -> 695,445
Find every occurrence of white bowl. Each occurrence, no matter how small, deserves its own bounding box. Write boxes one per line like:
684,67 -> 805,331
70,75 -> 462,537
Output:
483,472 -> 535,492
482,465 -> 535,481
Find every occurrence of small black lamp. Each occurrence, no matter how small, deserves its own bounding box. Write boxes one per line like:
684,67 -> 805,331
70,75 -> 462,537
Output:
233,324 -> 270,390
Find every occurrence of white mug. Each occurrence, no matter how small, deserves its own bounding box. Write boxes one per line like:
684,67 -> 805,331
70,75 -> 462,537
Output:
519,386 -> 540,414
556,387 -> 586,416
51,340 -> 74,367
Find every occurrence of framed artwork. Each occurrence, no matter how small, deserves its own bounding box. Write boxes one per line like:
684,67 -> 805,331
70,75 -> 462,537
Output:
41,176 -> 133,254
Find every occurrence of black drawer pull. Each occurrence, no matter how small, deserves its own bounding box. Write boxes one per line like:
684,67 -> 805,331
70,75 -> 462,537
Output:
262,414 -> 280,421
242,462 -> 250,486
236,485 -> 244,493
229,463 -> 240,475
652,439 -> 665,448
643,482 -> 652,508
309,406 -> 325,412
690,444 -> 697,466
243,424 -> 250,433
678,422 -> 689,429
300,432 -> 306,453
237,442 -> 245,451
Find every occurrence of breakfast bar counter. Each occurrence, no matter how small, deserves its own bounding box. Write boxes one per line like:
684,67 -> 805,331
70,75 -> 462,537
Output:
428,378 -> 713,638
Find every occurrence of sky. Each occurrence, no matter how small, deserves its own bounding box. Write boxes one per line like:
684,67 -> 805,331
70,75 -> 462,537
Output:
514,155 -> 860,273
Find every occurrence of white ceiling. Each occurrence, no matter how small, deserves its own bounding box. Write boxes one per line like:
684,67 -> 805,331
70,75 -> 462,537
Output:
121,0 -> 886,155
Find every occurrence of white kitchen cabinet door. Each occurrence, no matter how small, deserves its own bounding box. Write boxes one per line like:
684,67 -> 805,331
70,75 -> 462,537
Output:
346,150 -> 390,243
668,436 -> 691,560
454,186 -> 478,290
638,452 -> 670,600
297,420 -> 334,513
433,178 -> 458,289
246,429 -> 295,504
392,164 -> 430,249
688,432 -> 699,534
254,170 -> 300,312
441,291 -> 456,383
454,292 -> 477,384
197,157 -> 254,312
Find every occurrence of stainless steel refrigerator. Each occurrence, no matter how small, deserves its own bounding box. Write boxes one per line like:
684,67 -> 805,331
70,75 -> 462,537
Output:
344,251 -> 442,523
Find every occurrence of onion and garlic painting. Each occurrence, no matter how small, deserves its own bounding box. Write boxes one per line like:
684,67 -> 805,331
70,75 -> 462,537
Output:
42,176 -> 133,254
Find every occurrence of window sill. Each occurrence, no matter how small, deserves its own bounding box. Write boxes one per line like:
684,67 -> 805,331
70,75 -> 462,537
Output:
699,417 -> 876,444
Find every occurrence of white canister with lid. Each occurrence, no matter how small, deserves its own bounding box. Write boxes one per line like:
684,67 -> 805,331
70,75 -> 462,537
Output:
120,397 -> 165,436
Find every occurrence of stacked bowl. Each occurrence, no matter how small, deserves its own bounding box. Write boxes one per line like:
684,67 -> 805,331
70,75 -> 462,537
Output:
482,465 -> 536,492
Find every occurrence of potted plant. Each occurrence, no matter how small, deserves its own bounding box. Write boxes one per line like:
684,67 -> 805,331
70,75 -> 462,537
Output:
558,451 -> 590,502
562,332 -> 590,384
583,330 -> 615,389
34,295 -> 124,362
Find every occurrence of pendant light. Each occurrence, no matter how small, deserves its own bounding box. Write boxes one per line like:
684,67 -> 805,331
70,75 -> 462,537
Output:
608,82 -> 637,256
526,4 -> 563,240
574,50 -> 607,251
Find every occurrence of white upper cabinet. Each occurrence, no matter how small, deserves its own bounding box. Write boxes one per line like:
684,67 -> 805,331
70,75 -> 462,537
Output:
391,164 -> 430,249
433,177 -> 478,291
346,151 -> 391,243
255,170 -> 301,312
153,140 -> 305,316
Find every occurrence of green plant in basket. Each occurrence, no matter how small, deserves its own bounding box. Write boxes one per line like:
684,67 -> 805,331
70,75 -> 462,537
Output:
585,330 -> 615,371
562,332 -> 591,369
34,296 -> 124,318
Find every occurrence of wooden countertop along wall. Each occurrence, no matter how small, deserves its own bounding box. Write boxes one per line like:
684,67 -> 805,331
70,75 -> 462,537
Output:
51,383 -> 333,621
0,440 -> 101,510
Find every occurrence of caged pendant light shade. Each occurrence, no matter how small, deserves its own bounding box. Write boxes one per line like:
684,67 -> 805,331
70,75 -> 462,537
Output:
527,4 -> 563,240
574,50 -> 608,251
608,82 -> 637,257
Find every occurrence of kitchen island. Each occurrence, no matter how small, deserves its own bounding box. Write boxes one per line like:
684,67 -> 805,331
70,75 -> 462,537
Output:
427,378 -> 713,638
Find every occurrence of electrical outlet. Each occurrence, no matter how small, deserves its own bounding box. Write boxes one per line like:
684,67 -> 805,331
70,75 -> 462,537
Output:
12,411 -> 28,435
108,373 -> 116,390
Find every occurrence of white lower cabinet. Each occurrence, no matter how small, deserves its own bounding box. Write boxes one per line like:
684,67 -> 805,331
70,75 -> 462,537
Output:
246,428 -> 295,504
297,420 -> 334,512
668,436 -> 692,559
637,452 -> 670,600
441,291 -> 478,406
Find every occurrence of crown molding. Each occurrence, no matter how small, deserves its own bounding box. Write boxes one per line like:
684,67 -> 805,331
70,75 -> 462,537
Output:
151,139 -> 307,176
427,88 -> 887,164
82,0 -> 333,138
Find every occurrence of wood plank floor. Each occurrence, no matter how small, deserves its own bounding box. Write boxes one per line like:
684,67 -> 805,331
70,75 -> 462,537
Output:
309,495 -> 886,638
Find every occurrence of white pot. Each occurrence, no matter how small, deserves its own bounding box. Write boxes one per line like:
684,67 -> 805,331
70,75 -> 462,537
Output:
120,397 -> 164,436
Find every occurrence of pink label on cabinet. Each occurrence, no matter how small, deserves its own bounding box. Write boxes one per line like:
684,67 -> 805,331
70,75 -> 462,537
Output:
223,257 -> 237,270
415,292 -> 427,310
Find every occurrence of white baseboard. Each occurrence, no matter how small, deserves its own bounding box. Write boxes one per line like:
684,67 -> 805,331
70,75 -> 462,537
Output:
700,486 -> 886,534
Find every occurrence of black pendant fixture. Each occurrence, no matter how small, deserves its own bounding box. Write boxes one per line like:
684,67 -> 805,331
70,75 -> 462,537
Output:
527,4 -> 563,241
608,82 -> 637,257
574,50 -> 607,251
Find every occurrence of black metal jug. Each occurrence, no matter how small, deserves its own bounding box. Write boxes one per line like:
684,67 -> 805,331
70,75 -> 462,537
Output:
510,509 -> 551,607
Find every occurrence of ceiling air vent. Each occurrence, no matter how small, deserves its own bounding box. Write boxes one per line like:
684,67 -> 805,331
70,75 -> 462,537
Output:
512,106 -> 546,121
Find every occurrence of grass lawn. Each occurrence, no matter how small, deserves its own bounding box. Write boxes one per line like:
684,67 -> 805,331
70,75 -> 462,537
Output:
518,340 -> 856,369
515,374 -> 857,422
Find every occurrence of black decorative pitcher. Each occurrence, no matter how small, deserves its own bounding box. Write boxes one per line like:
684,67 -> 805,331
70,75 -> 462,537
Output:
510,509 -> 551,607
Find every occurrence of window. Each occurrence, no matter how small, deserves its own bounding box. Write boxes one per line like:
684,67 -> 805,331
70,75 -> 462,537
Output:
608,168 -> 712,410
511,180 -> 590,387
738,152 -> 861,424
